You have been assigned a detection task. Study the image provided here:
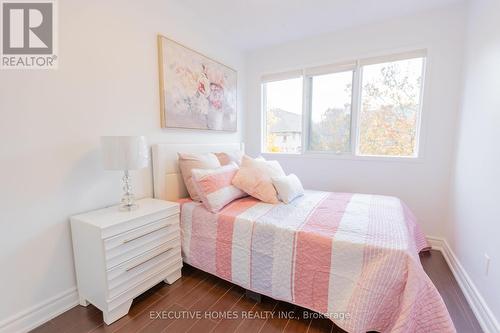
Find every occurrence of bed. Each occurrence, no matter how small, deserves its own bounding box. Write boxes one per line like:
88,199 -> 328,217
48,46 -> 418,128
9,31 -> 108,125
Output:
152,143 -> 455,333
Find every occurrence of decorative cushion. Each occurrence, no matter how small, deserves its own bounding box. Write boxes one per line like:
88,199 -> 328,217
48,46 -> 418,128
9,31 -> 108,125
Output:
232,156 -> 285,204
272,174 -> 304,204
191,163 -> 247,212
178,152 -> 221,201
214,150 -> 244,166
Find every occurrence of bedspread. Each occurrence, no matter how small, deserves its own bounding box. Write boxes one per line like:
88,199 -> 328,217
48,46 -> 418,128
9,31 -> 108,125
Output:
179,190 -> 455,333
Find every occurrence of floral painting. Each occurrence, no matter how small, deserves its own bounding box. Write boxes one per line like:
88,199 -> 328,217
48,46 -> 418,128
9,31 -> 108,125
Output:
158,35 -> 237,131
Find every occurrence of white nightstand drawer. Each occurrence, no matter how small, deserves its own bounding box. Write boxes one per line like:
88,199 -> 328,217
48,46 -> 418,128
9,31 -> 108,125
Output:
100,206 -> 180,239
106,264 -> 182,312
107,240 -> 181,299
104,216 -> 180,269
105,214 -> 179,249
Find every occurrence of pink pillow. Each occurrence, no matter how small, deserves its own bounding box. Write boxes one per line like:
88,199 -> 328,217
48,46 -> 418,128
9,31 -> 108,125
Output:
178,152 -> 221,201
232,156 -> 285,204
191,163 -> 247,212
214,150 -> 244,166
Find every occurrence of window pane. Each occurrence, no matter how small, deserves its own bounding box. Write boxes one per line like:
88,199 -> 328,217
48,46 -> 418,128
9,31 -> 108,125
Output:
309,71 -> 353,153
263,77 -> 303,153
358,57 -> 424,157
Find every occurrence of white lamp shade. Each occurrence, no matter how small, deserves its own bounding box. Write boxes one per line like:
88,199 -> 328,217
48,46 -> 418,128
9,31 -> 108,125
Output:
101,136 -> 149,170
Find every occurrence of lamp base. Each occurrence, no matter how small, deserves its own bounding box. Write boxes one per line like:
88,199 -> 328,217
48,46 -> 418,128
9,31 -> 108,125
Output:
119,203 -> 138,211
120,170 -> 138,211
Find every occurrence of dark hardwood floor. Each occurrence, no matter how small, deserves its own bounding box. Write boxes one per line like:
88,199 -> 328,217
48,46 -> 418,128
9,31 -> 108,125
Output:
31,250 -> 482,333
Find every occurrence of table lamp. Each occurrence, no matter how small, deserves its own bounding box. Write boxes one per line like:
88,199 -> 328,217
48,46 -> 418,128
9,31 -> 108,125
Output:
100,136 -> 148,210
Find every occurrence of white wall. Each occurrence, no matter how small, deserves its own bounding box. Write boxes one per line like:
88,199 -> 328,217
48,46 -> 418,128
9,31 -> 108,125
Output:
448,0 -> 500,327
3,0 -> 499,330
0,0 -> 245,325
245,4 -> 466,237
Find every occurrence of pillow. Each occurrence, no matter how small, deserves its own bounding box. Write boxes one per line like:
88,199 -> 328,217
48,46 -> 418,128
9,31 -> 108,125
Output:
191,163 -> 247,212
272,174 -> 304,204
178,152 -> 221,201
232,155 -> 285,204
214,150 -> 244,166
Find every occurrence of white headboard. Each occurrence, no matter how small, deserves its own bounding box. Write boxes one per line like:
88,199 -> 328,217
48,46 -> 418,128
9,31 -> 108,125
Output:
152,142 -> 244,201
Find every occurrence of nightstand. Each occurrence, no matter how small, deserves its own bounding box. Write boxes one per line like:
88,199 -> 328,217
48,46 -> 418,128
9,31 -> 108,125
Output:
70,198 -> 182,324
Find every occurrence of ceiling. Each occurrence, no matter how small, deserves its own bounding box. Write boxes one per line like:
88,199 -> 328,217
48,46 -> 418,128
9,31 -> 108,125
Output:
177,0 -> 464,50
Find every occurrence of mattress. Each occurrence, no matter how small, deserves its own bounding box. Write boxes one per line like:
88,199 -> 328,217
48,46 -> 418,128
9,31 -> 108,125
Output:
179,190 -> 455,333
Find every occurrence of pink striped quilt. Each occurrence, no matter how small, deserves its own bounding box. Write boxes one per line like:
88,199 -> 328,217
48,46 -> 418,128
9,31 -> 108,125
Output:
179,190 -> 455,333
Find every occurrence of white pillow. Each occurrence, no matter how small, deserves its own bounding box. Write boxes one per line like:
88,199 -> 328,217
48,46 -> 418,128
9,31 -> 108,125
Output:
272,174 -> 304,204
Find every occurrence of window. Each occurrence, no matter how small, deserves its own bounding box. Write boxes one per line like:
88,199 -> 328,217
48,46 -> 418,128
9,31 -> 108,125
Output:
308,70 -> 354,153
262,77 -> 303,153
261,51 -> 426,158
358,58 -> 424,157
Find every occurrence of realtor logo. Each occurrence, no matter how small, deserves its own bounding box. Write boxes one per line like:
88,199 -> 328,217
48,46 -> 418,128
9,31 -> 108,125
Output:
1,0 -> 57,69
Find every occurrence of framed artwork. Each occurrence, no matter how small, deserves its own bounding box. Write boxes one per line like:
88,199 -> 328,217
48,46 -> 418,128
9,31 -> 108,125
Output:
157,35 -> 237,131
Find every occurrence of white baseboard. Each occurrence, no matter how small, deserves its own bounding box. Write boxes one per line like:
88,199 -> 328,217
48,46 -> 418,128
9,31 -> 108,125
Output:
427,236 -> 500,333
0,287 -> 78,333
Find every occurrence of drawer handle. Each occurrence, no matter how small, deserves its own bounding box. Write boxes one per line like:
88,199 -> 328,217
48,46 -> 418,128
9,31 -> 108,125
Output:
125,247 -> 174,272
122,225 -> 170,244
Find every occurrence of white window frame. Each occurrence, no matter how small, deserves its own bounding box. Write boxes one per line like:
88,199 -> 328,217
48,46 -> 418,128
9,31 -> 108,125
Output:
354,53 -> 427,159
261,49 -> 428,162
261,71 -> 304,154
303,62 -> 357,156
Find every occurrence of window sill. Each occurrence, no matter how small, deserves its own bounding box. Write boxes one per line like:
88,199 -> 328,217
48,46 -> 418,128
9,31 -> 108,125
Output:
261,152 -> 424,163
